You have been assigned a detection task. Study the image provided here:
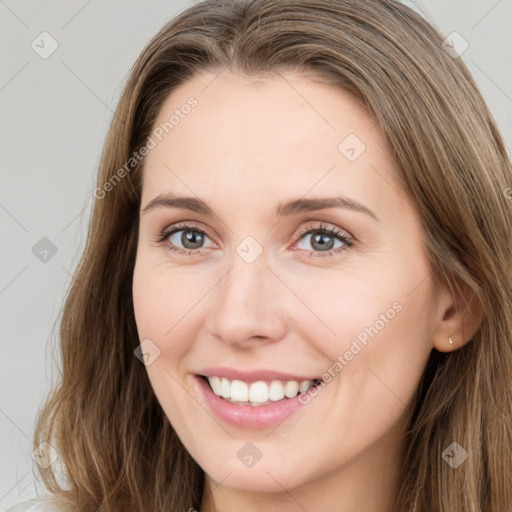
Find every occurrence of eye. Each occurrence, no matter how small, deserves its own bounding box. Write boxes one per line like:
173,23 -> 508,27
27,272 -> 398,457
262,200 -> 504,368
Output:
293,222 -> 353,257
159,222 -> 215,255
158,221 -> 353,258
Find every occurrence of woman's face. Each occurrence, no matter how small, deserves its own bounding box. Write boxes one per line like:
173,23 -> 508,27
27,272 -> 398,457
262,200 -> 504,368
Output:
132,70 -> 440,498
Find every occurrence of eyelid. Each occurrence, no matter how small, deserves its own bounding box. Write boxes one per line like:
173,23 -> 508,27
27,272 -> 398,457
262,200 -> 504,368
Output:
293,221 -> 353,243
159,220 -> 215,242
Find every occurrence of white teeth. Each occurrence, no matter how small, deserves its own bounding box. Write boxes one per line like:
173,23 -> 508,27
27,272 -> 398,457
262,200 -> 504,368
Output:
221,377 -> 230,398
208,376 -> 222,396
231,380 -> 249,401
269,380 -> 285,401
206,376 -> 319,404
249,381 -> 269,402
299,380 -> 313,392
284,380 -> 300,398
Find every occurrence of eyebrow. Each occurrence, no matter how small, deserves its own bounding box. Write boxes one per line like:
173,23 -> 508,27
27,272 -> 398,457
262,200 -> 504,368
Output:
141,192 -> 377,221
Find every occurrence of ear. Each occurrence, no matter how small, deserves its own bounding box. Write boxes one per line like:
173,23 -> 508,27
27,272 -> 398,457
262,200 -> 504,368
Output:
432,281 -> 484,353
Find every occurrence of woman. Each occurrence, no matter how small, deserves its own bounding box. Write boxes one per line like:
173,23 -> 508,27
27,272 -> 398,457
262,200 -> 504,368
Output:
10,0 -> 512,510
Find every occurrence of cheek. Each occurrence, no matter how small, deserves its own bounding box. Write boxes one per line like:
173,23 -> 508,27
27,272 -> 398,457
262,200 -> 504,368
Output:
132,255 -> 215,390
132,254 -> 201,339
287,266 -> 403,352
132,261 -> 199,421
323,282 -> 435,422
132,258 -> 188,374
303,260 -> 436,404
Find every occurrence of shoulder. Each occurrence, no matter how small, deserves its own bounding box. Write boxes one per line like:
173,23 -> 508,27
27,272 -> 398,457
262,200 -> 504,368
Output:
3,495 -> 68,512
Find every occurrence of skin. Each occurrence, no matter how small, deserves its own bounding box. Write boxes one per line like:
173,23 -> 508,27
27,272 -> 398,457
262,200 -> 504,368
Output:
132,70 -> 481,512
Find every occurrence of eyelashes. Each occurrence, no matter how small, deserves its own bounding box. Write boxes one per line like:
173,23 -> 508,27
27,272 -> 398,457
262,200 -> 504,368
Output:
157,221 -> 353,258
293,223 -> 353,257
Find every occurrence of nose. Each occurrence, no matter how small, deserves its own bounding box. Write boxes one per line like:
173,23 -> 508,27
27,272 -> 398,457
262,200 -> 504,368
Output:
205,248 -> 287,347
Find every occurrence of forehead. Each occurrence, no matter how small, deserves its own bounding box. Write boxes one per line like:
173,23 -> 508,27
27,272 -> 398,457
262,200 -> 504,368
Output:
140,70 -> 407,217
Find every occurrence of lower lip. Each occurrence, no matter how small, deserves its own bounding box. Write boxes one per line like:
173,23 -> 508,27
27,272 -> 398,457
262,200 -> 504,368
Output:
195,375 -> 314,429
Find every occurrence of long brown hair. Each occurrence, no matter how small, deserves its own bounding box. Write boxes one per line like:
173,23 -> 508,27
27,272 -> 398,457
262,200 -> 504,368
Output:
34,0 -> 512,510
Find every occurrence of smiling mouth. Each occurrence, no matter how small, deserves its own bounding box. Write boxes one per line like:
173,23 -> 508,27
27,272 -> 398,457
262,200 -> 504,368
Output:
199,375 -> 323,406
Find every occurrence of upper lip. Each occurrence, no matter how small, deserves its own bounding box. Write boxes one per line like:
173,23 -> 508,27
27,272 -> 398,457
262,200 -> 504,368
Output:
197,367 -> 321,383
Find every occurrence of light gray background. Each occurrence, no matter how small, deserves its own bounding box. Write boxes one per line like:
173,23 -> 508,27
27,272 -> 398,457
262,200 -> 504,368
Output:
1,0 -> 511,509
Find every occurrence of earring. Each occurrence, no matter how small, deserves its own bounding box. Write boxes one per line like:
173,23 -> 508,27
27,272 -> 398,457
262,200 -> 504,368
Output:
448,336 -> 454,345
